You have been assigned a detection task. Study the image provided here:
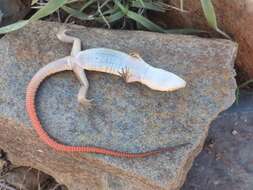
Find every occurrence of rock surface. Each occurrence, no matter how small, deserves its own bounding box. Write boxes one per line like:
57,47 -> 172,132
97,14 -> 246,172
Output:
183,90 -> 253,190
164,0 -> 253,80
0,21 -> 237,190
0,0 -> 31,27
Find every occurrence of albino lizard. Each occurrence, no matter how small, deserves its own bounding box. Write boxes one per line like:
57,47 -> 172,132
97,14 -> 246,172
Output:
26,28 -> 188,158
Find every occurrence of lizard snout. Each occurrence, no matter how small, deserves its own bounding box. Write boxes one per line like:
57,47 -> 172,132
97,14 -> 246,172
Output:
142,67 -> 186,91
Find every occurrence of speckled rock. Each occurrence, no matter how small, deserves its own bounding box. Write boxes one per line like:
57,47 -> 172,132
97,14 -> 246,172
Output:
0,21 -> 237,190
183,90 -> 253,190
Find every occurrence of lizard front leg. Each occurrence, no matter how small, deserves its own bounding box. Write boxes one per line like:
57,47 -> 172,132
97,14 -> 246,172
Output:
118,67 -> 140,83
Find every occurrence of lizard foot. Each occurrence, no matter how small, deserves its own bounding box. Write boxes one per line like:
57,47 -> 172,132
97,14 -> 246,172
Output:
77,86 -> 93,106
129,52 -> 141,59
118,67 -> 131,83
78,97 -> 93,106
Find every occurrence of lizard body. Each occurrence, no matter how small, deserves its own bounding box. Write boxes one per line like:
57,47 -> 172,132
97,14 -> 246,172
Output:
26,29 -> 188,158
75,48 -> 186,91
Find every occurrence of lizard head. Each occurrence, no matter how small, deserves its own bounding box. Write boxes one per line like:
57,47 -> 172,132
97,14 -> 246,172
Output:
142,67 -> 186,92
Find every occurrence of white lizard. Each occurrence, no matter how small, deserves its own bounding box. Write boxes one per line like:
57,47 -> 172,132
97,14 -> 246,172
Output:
26,28 -> 188,158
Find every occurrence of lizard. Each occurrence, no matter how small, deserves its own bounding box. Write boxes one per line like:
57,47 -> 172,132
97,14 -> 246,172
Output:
26,28 -> 188,158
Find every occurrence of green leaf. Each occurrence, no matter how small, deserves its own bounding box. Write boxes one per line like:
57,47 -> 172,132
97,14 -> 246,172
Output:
215,28 -> 231,39
113,0 -> 166,32
132,1 -> 166,12
137,0 -> 145,7
61,6 -> 94,20
127,11 -> 166,32
235,79 -> 253,104
0,20 -> 29,34
113,0 -> 128,14
166,28 -> 207,34
96,11 -> 124,23
200,0 -> 217,29
106,11 -> 125,22
102,7 -> 119,15
200,0 -> 230,38
80,0 -> 97,11
30,0 -> 68,21
238,79 -> 253,89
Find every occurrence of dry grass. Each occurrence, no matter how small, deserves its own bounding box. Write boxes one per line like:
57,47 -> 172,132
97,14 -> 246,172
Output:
0,152 -> 66,190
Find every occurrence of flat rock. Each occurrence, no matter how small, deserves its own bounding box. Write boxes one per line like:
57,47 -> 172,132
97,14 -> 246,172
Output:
182,90 -> 253,190
0,21 -> 237,190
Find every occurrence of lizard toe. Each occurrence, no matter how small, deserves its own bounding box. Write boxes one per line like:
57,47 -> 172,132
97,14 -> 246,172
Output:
78,96 -> 93,106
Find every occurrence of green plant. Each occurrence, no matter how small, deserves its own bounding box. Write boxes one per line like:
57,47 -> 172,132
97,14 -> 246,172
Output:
200,0 -> 230,38
0,0 -> 228,37
235,79 -> 253,104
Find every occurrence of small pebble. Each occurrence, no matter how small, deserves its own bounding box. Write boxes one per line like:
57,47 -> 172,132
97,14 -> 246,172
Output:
0,160 -> 5,169
232,129 -> 238,135
215,153 -> 221,160
0,149 -> 4,159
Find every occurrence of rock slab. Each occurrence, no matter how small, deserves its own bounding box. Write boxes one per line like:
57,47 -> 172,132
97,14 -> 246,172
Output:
0,21 -> 237,190
183,90 -> 253,190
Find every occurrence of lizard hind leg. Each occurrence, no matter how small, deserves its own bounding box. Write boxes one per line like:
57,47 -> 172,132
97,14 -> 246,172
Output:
72,62 -> 93,105
57,27 -> 82,57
